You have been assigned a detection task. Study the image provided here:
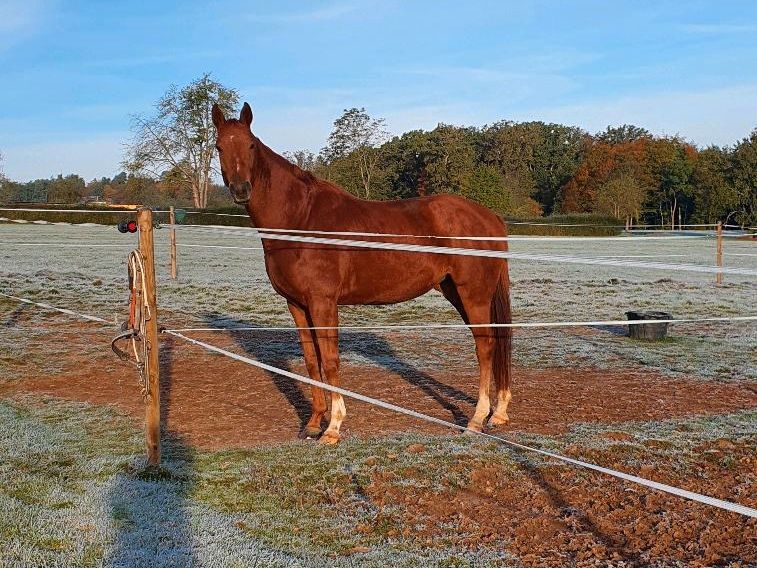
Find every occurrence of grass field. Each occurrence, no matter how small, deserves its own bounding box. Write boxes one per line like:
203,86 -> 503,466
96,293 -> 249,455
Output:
0,222 -> 755,567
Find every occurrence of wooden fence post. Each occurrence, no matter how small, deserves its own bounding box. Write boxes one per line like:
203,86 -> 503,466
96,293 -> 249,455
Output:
138,207 -> 161,465
716,221 -> 723,285
169,206 -> 177,280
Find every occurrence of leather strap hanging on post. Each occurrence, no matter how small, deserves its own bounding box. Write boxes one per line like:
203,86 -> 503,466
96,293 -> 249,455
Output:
111,249 -> 152,399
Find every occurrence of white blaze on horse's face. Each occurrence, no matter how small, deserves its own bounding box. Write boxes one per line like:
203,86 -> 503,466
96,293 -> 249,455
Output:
212,102 -> 255,205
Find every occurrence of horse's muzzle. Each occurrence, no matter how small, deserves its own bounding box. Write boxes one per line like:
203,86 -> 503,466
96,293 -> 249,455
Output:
229,181 -> 252,204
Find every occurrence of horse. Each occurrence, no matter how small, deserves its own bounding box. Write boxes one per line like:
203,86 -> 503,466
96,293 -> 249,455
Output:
212,102 -> 513,444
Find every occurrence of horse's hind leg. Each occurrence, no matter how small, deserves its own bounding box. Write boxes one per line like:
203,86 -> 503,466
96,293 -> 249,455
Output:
439,277 -> 493,432
307,300 -> 346,445
488,269 -> 512,429
288,302 -> 327,439
466,330 -> 495,432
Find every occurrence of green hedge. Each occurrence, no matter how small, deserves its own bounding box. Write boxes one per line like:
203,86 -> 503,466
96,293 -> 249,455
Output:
0,206 -> 622,236
503,214 -> 623,236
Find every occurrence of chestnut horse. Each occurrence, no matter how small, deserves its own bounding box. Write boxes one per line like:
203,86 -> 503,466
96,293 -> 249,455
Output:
212,102 -> 513,444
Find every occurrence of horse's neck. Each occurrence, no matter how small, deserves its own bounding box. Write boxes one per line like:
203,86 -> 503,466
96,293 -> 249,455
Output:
247,140 -> 312,230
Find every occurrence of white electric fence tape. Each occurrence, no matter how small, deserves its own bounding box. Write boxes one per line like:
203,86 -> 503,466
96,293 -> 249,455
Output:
248,231 -> 757,276
0,292 -> 110,323
1,220 -> 755,518
0,242 -> 130,248
163,315 -> 757,334
169,223 -> 751,241
2,290 -> 755,517
165,330 -> 757,519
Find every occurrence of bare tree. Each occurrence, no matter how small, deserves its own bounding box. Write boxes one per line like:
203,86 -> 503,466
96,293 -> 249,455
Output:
283,149 -> 317,171
322,107 -> 389,198
0,151 -> 7,201
0,151 -> 9,198
124,73 -> 238,208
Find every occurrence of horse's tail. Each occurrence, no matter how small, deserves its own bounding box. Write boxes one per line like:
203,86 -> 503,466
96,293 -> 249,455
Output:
490,266 -> 512,398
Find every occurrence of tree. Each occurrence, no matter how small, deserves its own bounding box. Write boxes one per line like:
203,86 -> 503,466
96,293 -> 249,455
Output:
124,73 -> 239,208
283,149 -> 317,171
0,151 -> 15,204
0,181 -> 21,204
460,165 -> 510,214
425,124 -> 478,195
690,146 -> 738,224
479,121 -> 539,204
557,140 -> 613,213
0,151 -> 7,201
597,124 -> 652,144
19,179 -> 49,203
480,121 -> 586,215
532,125 -> 587,213
380,130 -> 433,199
47,174 -> 86,203
595,172 -> 646,226
645,138 -> 696,228
731,129 -> 757,226
322,107 -> 389,198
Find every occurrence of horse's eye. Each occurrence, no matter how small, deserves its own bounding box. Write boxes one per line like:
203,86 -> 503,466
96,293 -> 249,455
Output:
249,143 -> 254,150
215,145 -> 222,153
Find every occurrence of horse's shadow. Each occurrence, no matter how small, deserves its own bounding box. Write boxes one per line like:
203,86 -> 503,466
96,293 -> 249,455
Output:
516,456 -> 643,563
202,312 -> 477,428
2,304 -> 27,327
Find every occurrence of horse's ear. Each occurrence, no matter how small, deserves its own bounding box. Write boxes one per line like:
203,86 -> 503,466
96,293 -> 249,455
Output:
240,102 -> 253,127
212,104 -> 225,128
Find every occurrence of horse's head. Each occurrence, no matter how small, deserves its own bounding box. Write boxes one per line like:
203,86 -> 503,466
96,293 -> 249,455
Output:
212,102 -> 256,205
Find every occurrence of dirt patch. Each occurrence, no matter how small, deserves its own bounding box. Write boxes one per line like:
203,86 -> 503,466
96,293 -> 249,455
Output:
1,322 -> 755,565
1,330 -> 754,450
365,438 -> 756,566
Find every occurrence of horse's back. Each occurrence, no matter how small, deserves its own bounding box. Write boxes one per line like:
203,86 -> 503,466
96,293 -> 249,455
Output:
315,190 -> 508,241
264,186 -> 509,305
416,194 -> 509,240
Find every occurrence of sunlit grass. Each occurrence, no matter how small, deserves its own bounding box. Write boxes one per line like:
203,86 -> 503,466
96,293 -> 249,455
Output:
0,393 -> 753,566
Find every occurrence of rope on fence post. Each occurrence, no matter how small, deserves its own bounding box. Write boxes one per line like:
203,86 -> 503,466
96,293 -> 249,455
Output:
138,207 -> 161,466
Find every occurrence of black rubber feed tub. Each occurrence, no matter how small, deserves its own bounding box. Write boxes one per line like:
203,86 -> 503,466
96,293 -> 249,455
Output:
625,310 -> 673,340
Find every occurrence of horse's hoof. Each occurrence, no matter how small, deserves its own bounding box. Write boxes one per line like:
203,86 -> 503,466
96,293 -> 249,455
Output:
488,414 -> 510,429
463,425 -> 482,436
299,426 -> 323,440
319,432 -> 341,445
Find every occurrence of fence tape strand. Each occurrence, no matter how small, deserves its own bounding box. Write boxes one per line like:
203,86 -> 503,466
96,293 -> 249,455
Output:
163,314 -> 757,334
248,232 -> 757,276
168,223 -> 752,242
0,292 -> 110,323
165,330 -> 757,519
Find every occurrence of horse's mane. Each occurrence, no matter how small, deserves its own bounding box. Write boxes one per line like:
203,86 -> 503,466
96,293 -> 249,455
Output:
256,135 -> 353,197
224,118 -> 319,186
256,137 -> 318,186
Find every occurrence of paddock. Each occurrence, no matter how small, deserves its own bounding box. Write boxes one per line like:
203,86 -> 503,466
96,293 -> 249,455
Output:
0,214 -> 755,566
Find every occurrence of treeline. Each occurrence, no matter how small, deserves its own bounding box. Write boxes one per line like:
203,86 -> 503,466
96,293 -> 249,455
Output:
302,115 -> 756,227
0,171 -> 233,209
1,100 -> 755,227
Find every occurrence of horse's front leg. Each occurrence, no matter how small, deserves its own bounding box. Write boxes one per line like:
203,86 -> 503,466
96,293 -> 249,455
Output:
307,300 -> 345,445
288,302 -> 327,439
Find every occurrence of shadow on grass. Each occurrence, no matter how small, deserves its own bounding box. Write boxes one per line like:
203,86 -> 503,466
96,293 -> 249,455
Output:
517,456 -> 642,564
595,324 -> 631,337
202,312 -> 476,430
106,335 -> 198,567
1,304 -> 27,327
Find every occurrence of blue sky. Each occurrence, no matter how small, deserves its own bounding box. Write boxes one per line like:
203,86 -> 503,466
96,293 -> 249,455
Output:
1,0 -> 756,181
